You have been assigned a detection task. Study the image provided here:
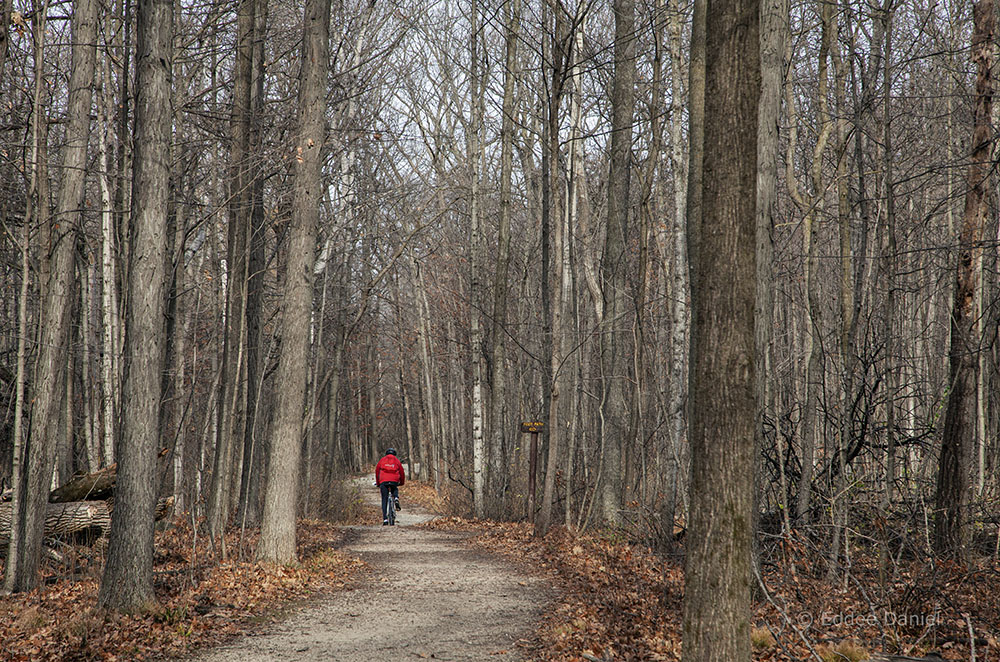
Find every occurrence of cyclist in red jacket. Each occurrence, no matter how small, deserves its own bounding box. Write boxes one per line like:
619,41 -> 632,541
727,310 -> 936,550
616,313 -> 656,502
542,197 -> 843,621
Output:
375,448 -> 406,525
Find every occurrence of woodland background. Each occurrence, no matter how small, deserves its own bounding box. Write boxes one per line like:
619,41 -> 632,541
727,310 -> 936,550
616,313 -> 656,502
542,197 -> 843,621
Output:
0,0 -> 998,649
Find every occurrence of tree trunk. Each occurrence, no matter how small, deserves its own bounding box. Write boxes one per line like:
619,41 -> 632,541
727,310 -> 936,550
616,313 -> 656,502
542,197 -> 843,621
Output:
756,0 -> 787,548
536,5 -> 569,537
934,0 -> 993,559
490,0 -> 520,520
415,259 -> 441,488
7,0 -> 93,593
469,0 -> 486,519
98,0 -> 173,613
661,0 -> 689,549
257,0 -> 328,565
599,0 -> 636,528
97,54 -> 122,470
786,0 -> 835,522
0,0 -> 12,76
208,0 -> 257,542
3,101 -> 36,596
682,1 -> 759,662
237,0 -> 269,529
49,448 -> 169,503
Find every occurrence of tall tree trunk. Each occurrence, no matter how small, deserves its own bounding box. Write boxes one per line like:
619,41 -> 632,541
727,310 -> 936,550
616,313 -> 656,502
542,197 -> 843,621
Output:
682,0 -> 759,661
538,1 -> 554,531
12,0 -> 97,594
0,0 -> 11,77
756,0 -> 787,542
5,0 -> 48,593
257,0 -> 328,564
787,0 -> 835,522
661,0 -> 689,547
536,4 -> 569,537
566,19 -> 586,530
208,0 -> 257,542
3,116 -> 35,596
934,0 -> 993,559
237,0 -> 269,527
415,258 -> 438,486
875,0 -> 897,584
469,0 -> 486,519
97,54 -> 122,469
98,0 -> 173,612
490,0 -> 520,520
599,0 -> 636,527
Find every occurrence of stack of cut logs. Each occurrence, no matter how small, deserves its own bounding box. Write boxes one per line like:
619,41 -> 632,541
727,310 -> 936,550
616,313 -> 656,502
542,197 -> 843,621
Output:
0,449 -> 174,546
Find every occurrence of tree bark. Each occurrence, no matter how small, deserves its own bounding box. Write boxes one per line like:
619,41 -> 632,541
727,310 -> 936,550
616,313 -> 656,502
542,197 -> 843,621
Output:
785,0 -> 835,522
0,0 -> 12,76
3,50 -> 41,592
97,54 -> 122,470
257,0 -> 329,564
490,0 -> 520,520
756,0 -> 787,548
7,0 -> 95,593
469,0 -> 486,519
660,0 -> 689,549
536,4 -> 569,537
208,0 -> 257,542
934,0 -> 993,559
98,0 -> 173,612
599,0 -> 636,528
237,0 -> 269,529
682,1 -> 759,661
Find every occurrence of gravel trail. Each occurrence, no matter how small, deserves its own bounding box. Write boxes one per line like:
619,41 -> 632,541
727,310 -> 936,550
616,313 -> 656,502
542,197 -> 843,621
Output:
183,482 -> 548,661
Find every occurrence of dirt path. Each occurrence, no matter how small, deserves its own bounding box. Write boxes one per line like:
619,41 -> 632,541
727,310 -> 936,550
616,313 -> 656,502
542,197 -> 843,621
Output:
184,481 -> 548,661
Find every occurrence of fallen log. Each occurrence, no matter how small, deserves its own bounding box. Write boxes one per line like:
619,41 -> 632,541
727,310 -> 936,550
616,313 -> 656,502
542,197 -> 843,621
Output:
48,464 -> 117,502
0,496 -> 175,546
48,448 -> 169,503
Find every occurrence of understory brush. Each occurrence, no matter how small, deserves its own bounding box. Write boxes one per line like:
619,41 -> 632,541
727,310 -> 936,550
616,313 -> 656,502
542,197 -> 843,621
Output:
426,517 -> 1000,662
0,514 -> 364,661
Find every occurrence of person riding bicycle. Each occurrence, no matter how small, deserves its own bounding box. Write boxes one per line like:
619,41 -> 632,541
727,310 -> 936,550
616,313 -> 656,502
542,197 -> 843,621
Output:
375,448 -> 405,525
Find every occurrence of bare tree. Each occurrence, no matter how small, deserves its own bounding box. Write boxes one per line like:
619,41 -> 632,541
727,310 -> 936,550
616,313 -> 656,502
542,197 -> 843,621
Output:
934,0 -> 993,559
682,0 -> 759,661
536,1 -> 571,537
98,0 -> 173,612
207,0 -> 258,547
3,0 -> 52,594
8,0 -> 98,593
257,0 -> 329,564
756,0 -> 788,537
469,0 -> 486,519
489,0 -> 521,519
599,0 -> 636,527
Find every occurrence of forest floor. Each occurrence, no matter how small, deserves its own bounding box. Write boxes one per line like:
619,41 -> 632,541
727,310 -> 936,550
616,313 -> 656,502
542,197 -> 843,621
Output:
1,480 -> 999,661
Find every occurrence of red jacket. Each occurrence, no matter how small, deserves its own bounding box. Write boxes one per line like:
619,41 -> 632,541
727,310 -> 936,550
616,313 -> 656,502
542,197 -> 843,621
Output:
375,454 -> 405,486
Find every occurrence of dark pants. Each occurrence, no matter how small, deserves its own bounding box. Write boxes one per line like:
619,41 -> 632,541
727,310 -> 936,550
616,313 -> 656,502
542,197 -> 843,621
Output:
379,482 -> 399,520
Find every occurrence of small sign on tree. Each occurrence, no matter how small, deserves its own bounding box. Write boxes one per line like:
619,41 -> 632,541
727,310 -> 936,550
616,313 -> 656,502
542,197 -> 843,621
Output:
520,421 -> 544,518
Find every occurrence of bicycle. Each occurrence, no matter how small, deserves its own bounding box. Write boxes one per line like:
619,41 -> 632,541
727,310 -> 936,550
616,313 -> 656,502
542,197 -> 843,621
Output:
378,481 -> 400,526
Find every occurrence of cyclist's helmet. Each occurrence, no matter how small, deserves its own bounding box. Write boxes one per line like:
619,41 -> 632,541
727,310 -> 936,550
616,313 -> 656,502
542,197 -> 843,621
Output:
386,448 -> 397,456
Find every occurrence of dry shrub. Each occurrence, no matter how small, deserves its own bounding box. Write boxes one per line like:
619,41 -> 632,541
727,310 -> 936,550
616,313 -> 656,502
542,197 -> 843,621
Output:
818,640 -> 870,662
751,626 -> 777,651
308,478 -> 365,523
13,604 -> 47,633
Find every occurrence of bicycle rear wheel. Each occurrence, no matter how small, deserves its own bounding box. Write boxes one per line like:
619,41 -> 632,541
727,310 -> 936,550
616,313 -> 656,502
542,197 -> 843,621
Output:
387,499 -> 396,525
